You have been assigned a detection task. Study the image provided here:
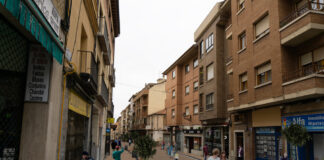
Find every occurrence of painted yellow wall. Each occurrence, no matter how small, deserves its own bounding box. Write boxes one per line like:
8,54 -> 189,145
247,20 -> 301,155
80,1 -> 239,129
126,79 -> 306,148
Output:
148,81 -> 166,115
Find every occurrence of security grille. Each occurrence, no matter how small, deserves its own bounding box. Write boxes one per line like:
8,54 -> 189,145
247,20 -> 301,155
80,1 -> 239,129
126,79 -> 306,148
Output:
0,17 -> 28,160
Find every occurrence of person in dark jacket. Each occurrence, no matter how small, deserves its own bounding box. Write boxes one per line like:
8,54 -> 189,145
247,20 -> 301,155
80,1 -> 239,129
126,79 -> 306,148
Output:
111,140 -> 117,150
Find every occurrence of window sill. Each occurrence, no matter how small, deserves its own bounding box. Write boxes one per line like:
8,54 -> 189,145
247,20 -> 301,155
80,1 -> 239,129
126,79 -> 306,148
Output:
237,47 -> 246,54
253,29 -> 270,44
206,46 -> 214,53
255,81 -> 272,89
227,98 -> 234,103
236,7 -> 245,16
239,89 -> 248,94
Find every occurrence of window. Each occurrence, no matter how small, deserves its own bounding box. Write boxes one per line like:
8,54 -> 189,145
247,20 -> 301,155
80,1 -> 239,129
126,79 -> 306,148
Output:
172,90 -> 176,98
238,0 -> 245,10
185,64 -> 190,73
206,93 -> 214,110
172,109 -> 175,118
193,105 -> 199,114
239,32 -> 246,50
256,62 -> 272,85
239,73 -> 248,91
206,33 -> 214,52
185,86 -> 190,95
300,49 -> 324,76
255,14 -> 269,39
199,94 -> 204,112
199,67 -> 204,85
193,58 -> 198,68
185,107 -> 189,116
206,63 -> 214,81
200,41 -> 204,58
194,81 -> 199,91
172,70 -> 176,79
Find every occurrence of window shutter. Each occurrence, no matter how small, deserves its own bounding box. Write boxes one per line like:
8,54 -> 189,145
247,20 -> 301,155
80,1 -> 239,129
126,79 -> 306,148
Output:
301,52 -> 312,66
314,47 -> 324,62
257,63 -> 271,74
255,15 -> 269,37
207,64 -> 214,80
241,74 -> 247,82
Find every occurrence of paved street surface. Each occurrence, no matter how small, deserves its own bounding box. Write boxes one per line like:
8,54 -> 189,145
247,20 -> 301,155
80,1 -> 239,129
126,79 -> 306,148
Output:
105,142 -> 202,160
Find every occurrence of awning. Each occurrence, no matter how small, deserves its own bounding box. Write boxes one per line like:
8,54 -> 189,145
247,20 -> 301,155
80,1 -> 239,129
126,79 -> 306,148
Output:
0,0 -> 63,64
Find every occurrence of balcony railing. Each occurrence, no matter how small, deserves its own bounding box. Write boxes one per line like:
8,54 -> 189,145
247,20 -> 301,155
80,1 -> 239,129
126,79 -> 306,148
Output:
109,67 -> 115,87
206,104 -> 213,110
280,2 -> 324,28
78,50 -> 97,95
97,76 -> 109,106
283,63 -> 324,82
98,17 -> 111,65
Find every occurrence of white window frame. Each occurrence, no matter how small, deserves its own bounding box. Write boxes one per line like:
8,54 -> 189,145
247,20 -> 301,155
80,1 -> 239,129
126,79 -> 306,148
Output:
185,85 -> 190,95
194,81 -> 199,91
206,63 -> 214,81
172,70 -> 176,79
172,90 -> 176,98
185,107 -> 189,116
194,58 -> 198,68
206,33 -> 214,52
193,105 -> 199,114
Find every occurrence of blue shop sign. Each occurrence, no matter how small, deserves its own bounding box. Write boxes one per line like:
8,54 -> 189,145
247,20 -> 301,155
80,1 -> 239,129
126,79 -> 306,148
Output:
106,128 -> 110,133
282,113 -> 324,132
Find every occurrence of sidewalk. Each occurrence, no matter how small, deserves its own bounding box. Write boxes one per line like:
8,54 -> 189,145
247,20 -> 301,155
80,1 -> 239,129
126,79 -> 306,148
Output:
105,142 -> 203,160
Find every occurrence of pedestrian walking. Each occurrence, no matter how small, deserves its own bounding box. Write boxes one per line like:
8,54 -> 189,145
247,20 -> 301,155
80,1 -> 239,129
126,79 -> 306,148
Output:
162,140 -> 165,150
237,145 -> 243,160
81,151 -> 94,160
203,144 -> 209,160
112,146 -> 124,160
220,151 -> 227,160
111,140 -> 117,150
207,148 -> 220,160
128,138 -> 132,146
118,139 -> 122,147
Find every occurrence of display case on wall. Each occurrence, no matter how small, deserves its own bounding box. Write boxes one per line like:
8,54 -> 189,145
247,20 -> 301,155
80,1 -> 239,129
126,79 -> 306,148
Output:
255,127 -> 281,160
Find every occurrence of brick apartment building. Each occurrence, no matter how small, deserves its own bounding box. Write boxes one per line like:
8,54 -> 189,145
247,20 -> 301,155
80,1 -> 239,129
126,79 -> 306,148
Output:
163,45 -> 203,156
194,2 -> 231,155
224,0 -> 324,159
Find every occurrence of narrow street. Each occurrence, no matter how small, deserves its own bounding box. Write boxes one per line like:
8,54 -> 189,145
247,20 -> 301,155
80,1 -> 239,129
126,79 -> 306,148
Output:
105,142 -> 202,160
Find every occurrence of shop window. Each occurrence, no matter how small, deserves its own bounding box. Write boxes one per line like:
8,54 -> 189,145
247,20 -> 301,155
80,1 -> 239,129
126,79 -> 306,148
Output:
206,93 -> 214,110
254,14 -> 269,39
239,73 -> 248,91
255,128 -> 280,159
256,62 -> 272,85
194,137 -> 202,150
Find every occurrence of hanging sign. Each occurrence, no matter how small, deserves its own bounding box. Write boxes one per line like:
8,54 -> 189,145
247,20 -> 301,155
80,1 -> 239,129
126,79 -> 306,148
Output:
34,0 -> 61,36
25,45 -> 51,102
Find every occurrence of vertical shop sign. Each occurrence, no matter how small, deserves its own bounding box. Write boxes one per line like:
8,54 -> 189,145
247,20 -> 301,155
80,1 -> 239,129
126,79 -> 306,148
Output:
25,45 -> 51,102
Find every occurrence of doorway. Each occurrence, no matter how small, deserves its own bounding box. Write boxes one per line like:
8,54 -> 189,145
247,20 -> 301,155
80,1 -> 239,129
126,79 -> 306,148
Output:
235,131 -> 244,160
188,137 -> 194,153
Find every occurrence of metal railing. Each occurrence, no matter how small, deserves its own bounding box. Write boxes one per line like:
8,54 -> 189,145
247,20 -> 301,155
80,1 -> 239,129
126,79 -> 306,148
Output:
98,17 -> 110,52
90,53 -> 98,86
280,2 -> 324,28
100,76 -> 109,105
283,63 -> 324,82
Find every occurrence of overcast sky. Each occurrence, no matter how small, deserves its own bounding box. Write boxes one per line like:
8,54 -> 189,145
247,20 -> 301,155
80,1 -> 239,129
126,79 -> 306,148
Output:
113,0 -> 222,119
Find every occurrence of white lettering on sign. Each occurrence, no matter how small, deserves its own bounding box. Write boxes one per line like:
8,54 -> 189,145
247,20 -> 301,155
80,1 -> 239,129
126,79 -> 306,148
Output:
34,0 -> 61,36
25,45 -> 51,102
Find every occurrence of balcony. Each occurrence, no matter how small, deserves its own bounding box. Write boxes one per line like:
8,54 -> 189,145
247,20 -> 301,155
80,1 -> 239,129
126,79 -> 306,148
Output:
97,17 -> 111,65
282,63 -> 324,101
109,68 -> 115,87
97,76 -> 109,106
78,51 -> 98,95
280,2 -> 324,46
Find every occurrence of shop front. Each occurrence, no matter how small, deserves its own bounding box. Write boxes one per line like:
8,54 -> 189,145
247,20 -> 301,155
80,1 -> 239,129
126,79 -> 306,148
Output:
65,91 -> 91,160
252,106 -> 282,160
203,126 -> 228,155
282,113 -> 324,160
183,129 -> 203,156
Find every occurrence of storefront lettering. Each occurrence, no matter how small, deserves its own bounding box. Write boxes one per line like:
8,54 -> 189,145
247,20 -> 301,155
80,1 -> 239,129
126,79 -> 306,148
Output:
25,45 -> 51,103
34,0 -> 61,36
282,113 -> 324,131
